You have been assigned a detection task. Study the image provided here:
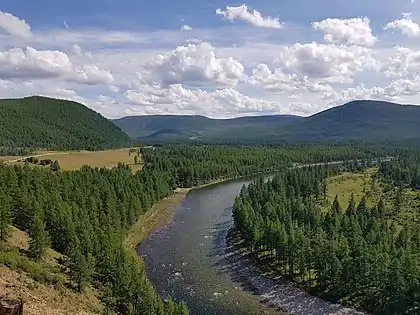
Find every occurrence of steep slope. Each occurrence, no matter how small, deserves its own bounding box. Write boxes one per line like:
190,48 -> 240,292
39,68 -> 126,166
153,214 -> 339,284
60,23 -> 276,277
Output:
0,96 -> 132,151
112,114 -> 302,140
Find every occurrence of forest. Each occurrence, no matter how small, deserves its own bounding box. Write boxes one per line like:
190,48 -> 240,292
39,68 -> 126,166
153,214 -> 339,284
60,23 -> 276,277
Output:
232,153 -> 420,314
0,96 -> 132,152
141,144 -> 400,188
0,144 -> 418,314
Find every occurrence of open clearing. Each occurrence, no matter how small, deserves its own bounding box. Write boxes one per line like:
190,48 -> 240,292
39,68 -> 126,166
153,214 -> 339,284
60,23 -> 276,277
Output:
2,148 -> 142,172
326,167 -> 379,208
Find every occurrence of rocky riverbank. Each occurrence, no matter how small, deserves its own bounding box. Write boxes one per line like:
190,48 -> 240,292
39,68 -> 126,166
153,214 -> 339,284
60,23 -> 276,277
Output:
222,229 -> 368,315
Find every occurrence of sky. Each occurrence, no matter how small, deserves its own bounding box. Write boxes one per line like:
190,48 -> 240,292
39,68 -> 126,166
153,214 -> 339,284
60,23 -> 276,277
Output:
1,0 -> 420,118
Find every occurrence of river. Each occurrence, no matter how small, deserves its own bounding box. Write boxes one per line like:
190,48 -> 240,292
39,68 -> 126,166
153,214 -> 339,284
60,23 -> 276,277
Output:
137,175 -> 366,315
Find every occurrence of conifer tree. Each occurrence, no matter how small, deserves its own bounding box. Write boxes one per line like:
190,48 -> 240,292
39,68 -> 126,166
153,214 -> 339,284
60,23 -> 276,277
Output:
346,193 -> 356,215
331,195 -> 342,214
28,204 -> 50,261
0,190 -> 11,242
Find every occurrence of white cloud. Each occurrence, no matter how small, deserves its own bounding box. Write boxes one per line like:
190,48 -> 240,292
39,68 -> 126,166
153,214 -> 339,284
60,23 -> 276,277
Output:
181,24 -> 192,31
248,63 -> 300,92
139,42 -> 245,87
0,11 -> 32,37
216,4 -> 284,29
0,46 -> 114,85
383,46 -> 420,77
275,42 -> 378,83
124,82 -> 282,117
384,13 -> 420,37
312,17 -> 377,46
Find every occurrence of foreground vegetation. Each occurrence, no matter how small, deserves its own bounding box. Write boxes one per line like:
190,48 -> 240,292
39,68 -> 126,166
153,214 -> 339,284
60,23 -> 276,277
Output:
233,154 -> 420,314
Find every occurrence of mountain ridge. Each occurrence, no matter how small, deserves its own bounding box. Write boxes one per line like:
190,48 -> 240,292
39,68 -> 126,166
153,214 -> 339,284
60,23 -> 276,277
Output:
112,100 -> 420,143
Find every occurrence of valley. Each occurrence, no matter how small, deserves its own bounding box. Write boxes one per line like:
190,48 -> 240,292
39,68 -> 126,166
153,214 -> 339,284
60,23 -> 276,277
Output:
0,95 -> 419,315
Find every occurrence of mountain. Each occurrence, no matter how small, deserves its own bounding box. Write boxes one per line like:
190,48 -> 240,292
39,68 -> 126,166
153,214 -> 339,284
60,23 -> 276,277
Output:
112,100 -> 420,143
112,114 -> 302,141
0,96 -> 132,151
279,100 -> 420,142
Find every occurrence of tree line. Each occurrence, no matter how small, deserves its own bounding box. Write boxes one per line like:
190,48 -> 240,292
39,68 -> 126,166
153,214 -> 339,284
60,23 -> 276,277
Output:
233,158 -> 420,314
141,145 -> 397,188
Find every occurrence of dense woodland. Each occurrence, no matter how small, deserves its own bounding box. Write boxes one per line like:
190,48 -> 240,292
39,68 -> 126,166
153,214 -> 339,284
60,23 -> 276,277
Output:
233,155 -> 420,314
141,145 -> 398,188
0,164 -> 188,314
0,96 -> 132,152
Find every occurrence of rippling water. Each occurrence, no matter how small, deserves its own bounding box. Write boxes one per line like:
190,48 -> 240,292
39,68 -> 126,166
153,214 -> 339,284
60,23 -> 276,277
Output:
137,177 -> 284,315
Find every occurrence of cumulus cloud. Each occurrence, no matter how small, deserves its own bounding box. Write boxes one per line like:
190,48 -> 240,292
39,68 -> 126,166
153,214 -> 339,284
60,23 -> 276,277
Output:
124,82 -> 281,117
383,46 -> 420,77
248,63 -> 300,92
275,42 -> 378,83
139,42 -> 245,87
0,46 -> 113,85
216,4 -> 284,28
0,11 -> 32,37
181,24 -> 192,31
384,13 -> 420,37
312,17 -> 377,46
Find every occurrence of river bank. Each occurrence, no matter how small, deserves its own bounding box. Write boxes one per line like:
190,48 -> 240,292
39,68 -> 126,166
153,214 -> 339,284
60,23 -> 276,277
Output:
224,229 -> 367,315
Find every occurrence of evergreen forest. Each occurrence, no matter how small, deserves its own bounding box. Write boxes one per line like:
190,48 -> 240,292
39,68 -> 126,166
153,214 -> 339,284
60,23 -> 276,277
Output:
233,154 -> 420,314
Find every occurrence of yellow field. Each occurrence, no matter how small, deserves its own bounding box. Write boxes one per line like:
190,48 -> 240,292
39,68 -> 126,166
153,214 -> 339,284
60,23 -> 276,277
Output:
326,168 -> 379,208
2,148 -> 142,172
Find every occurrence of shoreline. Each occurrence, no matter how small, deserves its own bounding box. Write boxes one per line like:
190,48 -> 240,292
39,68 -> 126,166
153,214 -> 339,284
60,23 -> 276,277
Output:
125,177 -> 235,252
224,229 -> 367,315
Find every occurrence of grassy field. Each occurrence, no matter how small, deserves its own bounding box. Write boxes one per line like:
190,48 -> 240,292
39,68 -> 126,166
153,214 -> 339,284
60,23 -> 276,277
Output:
2,148 -> 142,172
325,167 -> 379,208
325,167 -> 420,225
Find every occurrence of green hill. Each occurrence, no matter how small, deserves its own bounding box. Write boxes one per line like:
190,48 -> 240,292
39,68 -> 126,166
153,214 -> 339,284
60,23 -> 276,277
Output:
112,100 -> 420,143
0,96 -> 132,152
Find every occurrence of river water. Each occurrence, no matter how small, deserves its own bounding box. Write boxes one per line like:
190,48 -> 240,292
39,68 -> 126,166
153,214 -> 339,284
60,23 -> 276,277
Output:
137,176 -> 284,315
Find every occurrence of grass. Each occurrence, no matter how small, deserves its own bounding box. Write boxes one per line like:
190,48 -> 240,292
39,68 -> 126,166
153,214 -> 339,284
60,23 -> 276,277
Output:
125,190 -> 189,251
2,148 -> 143,173
0,227 -> 102,315
326,168 -> 379,209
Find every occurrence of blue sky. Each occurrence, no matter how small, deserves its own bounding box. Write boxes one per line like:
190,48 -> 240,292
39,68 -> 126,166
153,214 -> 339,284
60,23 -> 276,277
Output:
0,0 -> 420,118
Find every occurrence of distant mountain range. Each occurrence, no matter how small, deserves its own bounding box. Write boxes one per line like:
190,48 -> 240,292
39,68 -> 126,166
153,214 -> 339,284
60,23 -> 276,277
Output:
112,100 -> 420,143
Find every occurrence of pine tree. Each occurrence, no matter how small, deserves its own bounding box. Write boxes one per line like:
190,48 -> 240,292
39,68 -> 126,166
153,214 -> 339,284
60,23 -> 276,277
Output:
331,195 -> 342,214
69,240 -> 92,292
346,193 -> 356,215
28,204 -> 50,261
0,190 -> 11,242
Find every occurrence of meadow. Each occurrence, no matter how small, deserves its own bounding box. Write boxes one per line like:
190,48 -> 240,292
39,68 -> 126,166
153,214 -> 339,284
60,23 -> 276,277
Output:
1,148 -> 142,172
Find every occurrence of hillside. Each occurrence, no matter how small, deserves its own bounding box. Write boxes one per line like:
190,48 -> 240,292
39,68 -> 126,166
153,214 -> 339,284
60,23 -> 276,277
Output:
278,100 -> 420,142
0,96 -> 132,152
112,114 -> 302,140
112,100 -> 420,143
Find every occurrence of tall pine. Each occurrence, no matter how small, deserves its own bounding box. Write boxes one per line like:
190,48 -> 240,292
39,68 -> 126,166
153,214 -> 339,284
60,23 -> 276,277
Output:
0,189 -> 11,242
28,203 -> 50,261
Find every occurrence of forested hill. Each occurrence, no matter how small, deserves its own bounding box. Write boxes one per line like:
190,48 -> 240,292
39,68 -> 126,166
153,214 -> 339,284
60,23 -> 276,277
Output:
111,114 -> 302,140
0,96 -> 132,152
112,100 -> 420,143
